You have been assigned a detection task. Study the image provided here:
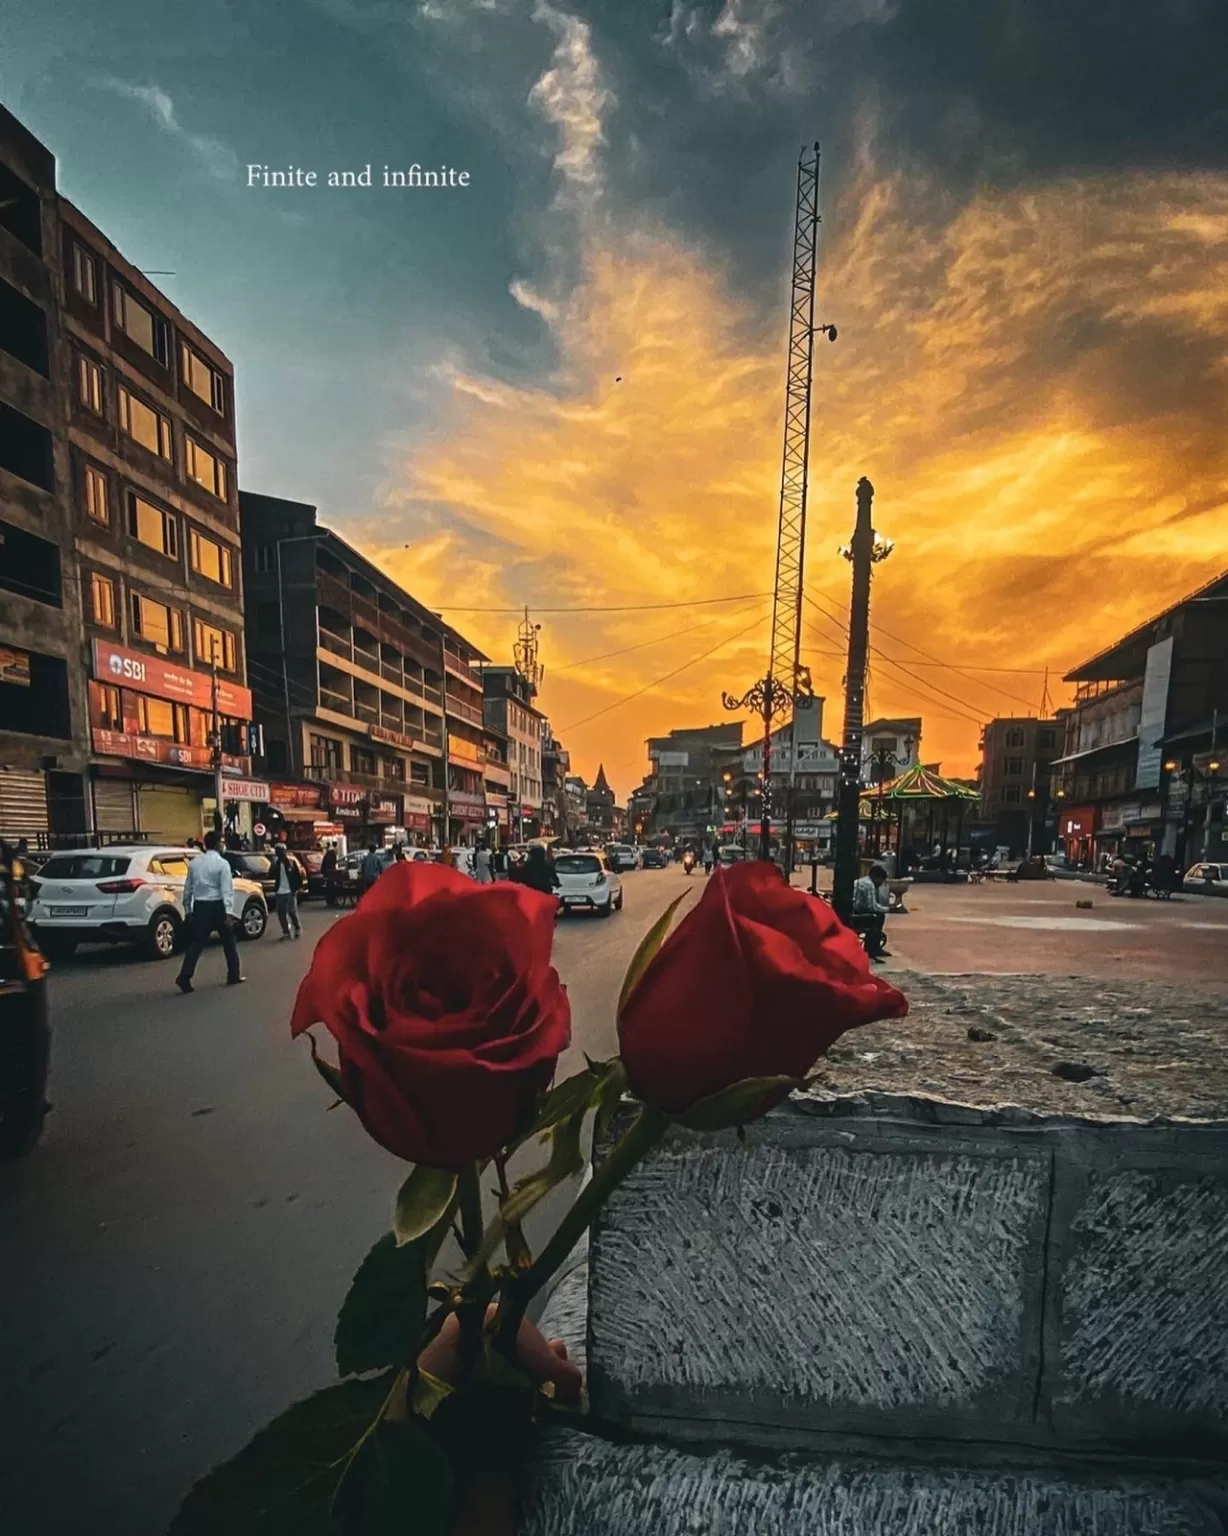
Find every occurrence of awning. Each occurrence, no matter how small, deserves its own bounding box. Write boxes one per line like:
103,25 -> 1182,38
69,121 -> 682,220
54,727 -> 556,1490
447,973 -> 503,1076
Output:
272,806 -> 324,822
1049,738 -> 1138,767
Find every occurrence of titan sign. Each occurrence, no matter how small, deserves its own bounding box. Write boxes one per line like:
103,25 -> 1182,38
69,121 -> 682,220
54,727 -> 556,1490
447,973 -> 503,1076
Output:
92,639 -> 253,717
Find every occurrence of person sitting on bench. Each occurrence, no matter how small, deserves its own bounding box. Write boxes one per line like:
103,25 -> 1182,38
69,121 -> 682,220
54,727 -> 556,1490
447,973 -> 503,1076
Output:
852,863 -> 891,960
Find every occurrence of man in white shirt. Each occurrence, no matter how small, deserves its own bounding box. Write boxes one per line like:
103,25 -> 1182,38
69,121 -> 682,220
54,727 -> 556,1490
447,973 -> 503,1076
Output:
272,843 -> 303,939
474,845 -> 493,884
851,862 -> 891,960
175,831 -> 244,992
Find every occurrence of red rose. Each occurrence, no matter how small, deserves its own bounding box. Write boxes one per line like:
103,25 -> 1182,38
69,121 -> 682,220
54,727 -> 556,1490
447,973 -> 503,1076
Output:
291,864 -> 571,1170
618,860 -> 908,1116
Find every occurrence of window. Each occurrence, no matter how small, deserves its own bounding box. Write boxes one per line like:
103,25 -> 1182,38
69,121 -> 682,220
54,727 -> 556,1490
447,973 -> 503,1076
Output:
71,243 -> 99,305
309,733 -> 343,773
136,694 -> 184,739
351,746 -> 377,776
90,571 -> 116,628
95,683 -> 122,731
411,762 -> 430,785
1004,757 -> 1025,776
185,436 -> 227,500
0,518 -> 61,606
0,275 -> 50,375
83,463 -> 109,525
130,591 -> 185,652
254,544 -> 274,574
111,283 -> 169,364
148,855 -> 191,878
1005,728 -> 1026,749
1003,785 -> 1023,805
1038,729 -> 1056,750
189,527 -> 234,587
127,493 -> 178,559
76,354 -> 104,414
193,617 -> 237,672
382,756 -> 405,782
118,386 -> 173,459
180,342 -> 226,413
0,401 -> 54,491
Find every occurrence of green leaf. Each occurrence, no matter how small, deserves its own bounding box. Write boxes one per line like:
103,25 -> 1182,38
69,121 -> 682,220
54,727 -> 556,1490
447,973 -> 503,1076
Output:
307,1032 -> 348,1103
333,1417 -> 455,1536
593,1059 -> 629,1142
617,892 -> 691,1019
393,1166 -> 458,1247
677,1074 -> 802,1132
334,1234 -> 429,1378
170,1375 -> 395,1535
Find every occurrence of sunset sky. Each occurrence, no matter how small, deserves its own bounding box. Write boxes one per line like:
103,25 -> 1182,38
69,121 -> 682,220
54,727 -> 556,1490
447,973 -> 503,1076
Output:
5,0 -> 1226,797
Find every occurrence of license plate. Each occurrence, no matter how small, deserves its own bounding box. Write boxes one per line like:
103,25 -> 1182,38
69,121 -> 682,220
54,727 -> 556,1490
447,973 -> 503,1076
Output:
563,895 -> 588,905
50,906 -> 88,917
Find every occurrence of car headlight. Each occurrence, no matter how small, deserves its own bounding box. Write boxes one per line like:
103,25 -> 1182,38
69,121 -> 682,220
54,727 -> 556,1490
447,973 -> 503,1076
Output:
595,873 -> 606,886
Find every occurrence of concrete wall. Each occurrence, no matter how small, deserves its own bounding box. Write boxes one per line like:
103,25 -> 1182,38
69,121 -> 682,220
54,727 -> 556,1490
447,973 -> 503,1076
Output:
587,1095 -> 1228,1465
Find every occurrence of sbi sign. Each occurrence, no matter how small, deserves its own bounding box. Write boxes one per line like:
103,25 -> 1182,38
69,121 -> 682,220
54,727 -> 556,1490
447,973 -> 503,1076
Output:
109,653 -> 147,683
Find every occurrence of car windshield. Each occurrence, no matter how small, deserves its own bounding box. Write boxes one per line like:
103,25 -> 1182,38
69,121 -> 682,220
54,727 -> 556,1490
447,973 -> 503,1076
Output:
39,854 -> 132,880
555,855 -> 602,875
235,855 -> 272,876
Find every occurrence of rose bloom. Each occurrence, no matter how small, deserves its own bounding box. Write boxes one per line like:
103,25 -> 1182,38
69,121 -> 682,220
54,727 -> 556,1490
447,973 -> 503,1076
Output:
291,864 -> 570,1170
619,861 -> 908,1116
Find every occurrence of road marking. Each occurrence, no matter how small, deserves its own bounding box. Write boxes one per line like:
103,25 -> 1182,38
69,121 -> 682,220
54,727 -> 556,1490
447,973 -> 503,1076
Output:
942,915 -> 1138,932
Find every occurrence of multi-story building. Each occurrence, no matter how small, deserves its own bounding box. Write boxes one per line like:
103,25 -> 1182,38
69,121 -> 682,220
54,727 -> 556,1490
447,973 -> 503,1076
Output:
1053,570 -> 1228,867
860,717 -> 922,783
441,629 -> 490,847
645,722 -> 744,841
977,716 -> 1066,857
541,724 -> 571,842
239,492 -> 457,848
565,774 -> 590,842
1,105 -> 251,846
481,720 -> 512,843
737,700 -> 839,853
481,666 -> 543,839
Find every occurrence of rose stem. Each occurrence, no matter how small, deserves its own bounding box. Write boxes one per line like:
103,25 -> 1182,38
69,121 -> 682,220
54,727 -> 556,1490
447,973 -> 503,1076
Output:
494,1104 -> 670,1355
455,1162 -> 490,1374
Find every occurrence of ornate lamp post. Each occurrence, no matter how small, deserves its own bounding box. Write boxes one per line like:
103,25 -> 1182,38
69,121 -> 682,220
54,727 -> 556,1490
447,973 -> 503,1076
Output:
722,668 -> 814,861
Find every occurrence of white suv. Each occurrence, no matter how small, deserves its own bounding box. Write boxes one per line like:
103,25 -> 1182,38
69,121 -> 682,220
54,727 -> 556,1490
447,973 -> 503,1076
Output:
28,846 -> 268,961
554,850 -> 623,917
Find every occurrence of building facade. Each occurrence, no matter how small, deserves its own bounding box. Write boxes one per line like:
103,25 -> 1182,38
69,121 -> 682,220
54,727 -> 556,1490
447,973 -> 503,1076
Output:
239,492 -> 455,849
977,716 -> 1065,857
481,666 -> 543,840
643,723 -> 744,841
1,105 -> 251,847
1053,571 -> 1228,867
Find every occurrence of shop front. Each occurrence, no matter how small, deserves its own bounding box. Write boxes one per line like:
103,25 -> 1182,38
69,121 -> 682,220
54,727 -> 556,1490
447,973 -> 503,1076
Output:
448,790 -> 486,846
402,794 -> 436,847
212,777 -> 270,846
368,795 -> 401,847
259,782 -> 336,852
1057,805 -> 1097,868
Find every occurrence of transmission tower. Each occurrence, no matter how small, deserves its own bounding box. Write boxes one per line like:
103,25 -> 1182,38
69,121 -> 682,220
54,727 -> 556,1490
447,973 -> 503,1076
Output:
723,142 -> 836,861
514,606 -> 544,694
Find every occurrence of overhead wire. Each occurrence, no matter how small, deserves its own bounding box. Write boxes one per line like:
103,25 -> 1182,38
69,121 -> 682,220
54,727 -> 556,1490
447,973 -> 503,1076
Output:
434,593 -> 772,616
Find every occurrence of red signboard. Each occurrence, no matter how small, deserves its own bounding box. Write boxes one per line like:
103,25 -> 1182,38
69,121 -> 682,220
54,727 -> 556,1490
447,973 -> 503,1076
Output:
92,639 -> 252,718
329,783 -> 367,808
269,783 -> 324,809
91,727 -> 250,774
403,812 -> 432,832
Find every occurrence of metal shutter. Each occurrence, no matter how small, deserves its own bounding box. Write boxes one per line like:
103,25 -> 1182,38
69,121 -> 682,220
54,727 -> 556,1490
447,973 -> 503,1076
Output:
138,785 -> 203,845
0,770 -> 49,843
93,779 -> 138,837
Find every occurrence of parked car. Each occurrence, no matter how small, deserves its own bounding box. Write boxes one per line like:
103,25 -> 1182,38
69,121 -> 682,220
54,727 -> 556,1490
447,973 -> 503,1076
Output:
1183,862 -> 1228,896
604,843 -> 639,873
27,846 -> 268,960
639,848 -> 669,869
717,845 -> 748,866
222,849 -> 307,903
0,847 -> 51,1158
554,851 -> 623,917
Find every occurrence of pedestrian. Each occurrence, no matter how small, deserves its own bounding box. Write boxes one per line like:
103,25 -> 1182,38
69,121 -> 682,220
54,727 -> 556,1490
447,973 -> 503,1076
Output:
359,843 -> 384,898
851,862 -> 891,960
175,830 -> 243,993
438,846 -> 458,870
474,844 -> 493,884
491,845 -> 509,881
273,842 -> 303,939
520,843 -> 560,897
321,844 -> 339,906
702,845 -> 714,876
392,842 -> 407,863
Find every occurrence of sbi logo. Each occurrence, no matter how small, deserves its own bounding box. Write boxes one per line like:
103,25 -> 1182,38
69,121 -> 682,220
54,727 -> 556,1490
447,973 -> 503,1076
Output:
109,653 -> 146,683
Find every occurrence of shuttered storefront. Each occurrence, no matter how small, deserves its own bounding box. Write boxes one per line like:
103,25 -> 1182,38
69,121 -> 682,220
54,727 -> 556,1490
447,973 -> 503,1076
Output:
138,784 -> 203,845
92,779 -> 138,839
0,770 -> 49,844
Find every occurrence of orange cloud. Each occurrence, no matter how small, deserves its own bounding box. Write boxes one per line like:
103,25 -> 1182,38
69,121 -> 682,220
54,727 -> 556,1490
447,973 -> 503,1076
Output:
361,160 -> 1228,799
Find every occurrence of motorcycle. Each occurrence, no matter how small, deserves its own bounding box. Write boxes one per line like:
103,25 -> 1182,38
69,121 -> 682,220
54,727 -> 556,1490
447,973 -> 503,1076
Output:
0,848 -> 51,1159
682,852 -> 696,875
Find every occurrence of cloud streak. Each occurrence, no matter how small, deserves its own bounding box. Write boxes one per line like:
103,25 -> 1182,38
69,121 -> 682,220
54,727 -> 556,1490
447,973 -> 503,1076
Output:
97,79 -> 237,182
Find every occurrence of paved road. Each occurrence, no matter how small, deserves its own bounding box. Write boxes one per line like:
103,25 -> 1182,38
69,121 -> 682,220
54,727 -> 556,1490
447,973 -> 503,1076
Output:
0,865 -> 695,1536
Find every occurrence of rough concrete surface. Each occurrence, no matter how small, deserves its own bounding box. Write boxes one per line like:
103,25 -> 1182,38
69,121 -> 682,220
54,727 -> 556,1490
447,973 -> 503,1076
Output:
518,1432 -> 1228,1535
808,972 -> 1228,1121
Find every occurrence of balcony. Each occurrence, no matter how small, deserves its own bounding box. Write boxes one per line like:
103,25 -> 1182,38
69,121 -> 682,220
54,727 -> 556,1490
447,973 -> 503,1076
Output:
422,684 -> 443,707
447,697 -> 484,728
354,701 -> 379,727
319,625 -> 351,661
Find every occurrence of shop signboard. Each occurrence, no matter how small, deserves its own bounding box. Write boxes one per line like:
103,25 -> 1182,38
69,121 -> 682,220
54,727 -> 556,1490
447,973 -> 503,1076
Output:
220,778 -> 271,802
1135,636 -> 1174,791
369,798 -> 399,824
404,812 -> 432,833
92,639 -> 252,718
329,783 -> 367,808
653,750 -> 689,767
91,727 -> 249,774
270,783 -> 324,809
0,646 -> 31,686
370,723 -> 416,752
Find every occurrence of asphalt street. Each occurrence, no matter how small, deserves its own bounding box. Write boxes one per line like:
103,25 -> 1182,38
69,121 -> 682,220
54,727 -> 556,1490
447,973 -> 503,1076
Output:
0,864 -> 695,1536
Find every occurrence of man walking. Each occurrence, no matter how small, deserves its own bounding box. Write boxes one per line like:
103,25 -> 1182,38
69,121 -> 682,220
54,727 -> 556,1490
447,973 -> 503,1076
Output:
359,843 -> 384,898
702,844 -> 715,877
175,830 -> 243,992
273,843 -> 303,939
474,844 -> 493,884
851,862 -> 892,960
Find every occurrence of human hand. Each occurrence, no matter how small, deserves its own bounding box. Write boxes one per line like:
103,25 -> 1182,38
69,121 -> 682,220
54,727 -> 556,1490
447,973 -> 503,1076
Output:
417,1306 -> 582,1403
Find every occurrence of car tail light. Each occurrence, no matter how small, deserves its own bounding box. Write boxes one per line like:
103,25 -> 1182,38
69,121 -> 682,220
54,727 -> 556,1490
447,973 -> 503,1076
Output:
96,878 -> 148,893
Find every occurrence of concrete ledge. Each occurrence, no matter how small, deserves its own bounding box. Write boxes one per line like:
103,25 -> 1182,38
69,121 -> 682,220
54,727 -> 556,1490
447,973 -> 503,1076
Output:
518,1431 -> 1228,1535
587,1090 -> 1228,1462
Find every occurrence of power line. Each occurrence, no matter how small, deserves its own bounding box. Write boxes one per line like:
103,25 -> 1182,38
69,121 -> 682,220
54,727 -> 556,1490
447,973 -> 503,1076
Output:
552,607 -> 755,674
559,604 -> 769,734
435,594 -> 772,616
